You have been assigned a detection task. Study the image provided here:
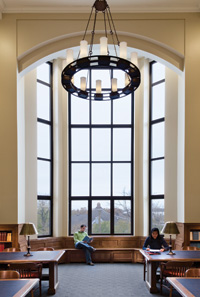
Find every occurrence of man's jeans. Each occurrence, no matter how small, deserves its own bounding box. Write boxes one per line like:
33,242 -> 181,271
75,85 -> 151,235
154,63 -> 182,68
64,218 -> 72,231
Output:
75,242 -> 94,264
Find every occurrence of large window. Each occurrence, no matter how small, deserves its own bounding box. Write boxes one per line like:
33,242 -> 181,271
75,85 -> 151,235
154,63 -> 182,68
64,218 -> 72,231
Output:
37,62 -> 53,237
149,61 -> 165,232
69,69 -> 134,235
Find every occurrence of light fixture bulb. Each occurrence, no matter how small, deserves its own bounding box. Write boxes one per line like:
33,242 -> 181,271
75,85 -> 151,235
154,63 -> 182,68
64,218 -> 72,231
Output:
100,37 -> 108,55
96,80 -> 102,93
125,73 -> 129,86
80,77 -> 87,91
80,40 -> 88,58
112,78 -> 117,92
120,42 -> 127,59
66,49 -> 74,65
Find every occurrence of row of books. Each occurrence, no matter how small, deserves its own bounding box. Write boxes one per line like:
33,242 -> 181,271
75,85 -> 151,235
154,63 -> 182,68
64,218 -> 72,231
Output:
0,232 -> 12,242
0,243 -> 5,251
190,231 -> 200,240
190,242 -> 200,248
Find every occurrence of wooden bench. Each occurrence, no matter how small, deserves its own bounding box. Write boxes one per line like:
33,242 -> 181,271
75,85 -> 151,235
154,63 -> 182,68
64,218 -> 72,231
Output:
30,236 -> 146,263
30,236 -> 174,264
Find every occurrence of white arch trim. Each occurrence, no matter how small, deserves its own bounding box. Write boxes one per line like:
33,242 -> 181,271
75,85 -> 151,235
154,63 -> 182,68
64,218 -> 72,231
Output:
18,30 -> 184,75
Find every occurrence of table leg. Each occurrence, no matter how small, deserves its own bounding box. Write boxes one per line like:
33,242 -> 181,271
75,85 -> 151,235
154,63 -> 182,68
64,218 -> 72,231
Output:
48,262 -> 59,295
145,261 -> 158,293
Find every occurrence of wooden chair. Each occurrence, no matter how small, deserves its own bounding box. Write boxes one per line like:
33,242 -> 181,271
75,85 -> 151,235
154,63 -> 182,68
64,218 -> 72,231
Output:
160,261 -> 194,295
9,263 -> 42,296
3,248 -> 21,252
182,246 -> 200,251
36,247 -> 54,251
0,270 -> 20,279
185,268 -> 200,277
36,247 -> 54,272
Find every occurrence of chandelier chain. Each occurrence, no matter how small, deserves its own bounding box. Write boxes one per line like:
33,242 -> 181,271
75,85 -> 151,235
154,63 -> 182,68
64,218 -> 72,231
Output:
108,6 -> 120,46
82,5 -> 94,41
106,9 -> 117,56
89,10 -> 98,56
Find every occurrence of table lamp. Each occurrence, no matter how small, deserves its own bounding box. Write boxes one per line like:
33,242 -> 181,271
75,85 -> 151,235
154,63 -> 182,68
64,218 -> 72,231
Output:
161,221 -> 180,255
20,223 -> 38,256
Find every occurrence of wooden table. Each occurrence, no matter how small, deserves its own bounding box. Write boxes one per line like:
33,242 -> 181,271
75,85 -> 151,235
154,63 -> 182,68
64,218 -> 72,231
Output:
140,249 -> 200,293
0,250 -> 65,295
166,277 -> 200,297
0,279 -> 39,297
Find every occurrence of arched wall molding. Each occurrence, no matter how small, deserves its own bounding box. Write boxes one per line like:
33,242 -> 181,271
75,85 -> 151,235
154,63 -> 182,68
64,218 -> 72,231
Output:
18,31 -> 184,75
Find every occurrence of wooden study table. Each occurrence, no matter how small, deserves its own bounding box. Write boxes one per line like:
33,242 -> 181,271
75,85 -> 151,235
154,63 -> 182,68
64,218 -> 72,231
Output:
140,249 -> 200,293
0,279 -> 39,297
166,277 -> 200,297
0,250 -> 65,295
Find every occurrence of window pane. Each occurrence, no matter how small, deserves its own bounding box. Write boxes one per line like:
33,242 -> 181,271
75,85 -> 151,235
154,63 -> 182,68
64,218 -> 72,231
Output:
113,95 -> 132,124
37,63 -> 50,84
71,95 -> 89,124
37,160 -> 50,195
91,69 -> 111,89
151,160 -> 164,195
71,201 -> 88,234
71,128 -> 89,161
114,200 -> 131,234
152,122 -> 164,158
113,128 -> 131,161
92,201 -> 110,234
92,164 -> 110,196
113,164 -> 131,196
37,83 -> 50,120
37,123 -> 50,159
152,63 -> 165,83
92,100 -> 111,124
151,199 -> 164,232
152,83 -> 165,120
37,200 -> 51,236
113,69 -> 127,89
71,164 -> 89,196
92,129 -> 111,161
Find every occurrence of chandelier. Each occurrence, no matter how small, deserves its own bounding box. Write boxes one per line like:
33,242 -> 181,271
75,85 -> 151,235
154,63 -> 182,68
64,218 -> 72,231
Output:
61,0 -> 141,100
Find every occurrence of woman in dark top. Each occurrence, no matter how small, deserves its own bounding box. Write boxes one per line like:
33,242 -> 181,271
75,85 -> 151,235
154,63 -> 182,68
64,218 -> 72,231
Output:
143,227 -> 169,252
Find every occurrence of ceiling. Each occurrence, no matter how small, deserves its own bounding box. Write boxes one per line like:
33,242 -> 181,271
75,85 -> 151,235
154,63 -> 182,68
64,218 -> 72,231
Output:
0,0 -> 200,14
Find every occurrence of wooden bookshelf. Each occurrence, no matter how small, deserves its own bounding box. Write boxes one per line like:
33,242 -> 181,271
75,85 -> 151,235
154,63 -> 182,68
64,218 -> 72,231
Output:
0,224 -> 26,251
175,223 -> 200,249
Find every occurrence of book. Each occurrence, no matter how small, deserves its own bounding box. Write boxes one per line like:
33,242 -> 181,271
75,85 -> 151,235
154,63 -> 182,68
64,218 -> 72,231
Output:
149,249 -> 161,253
0,243 -> 4,252
192,231 -> 199,240
7,233 -> 12,242
82,236 -> 93,243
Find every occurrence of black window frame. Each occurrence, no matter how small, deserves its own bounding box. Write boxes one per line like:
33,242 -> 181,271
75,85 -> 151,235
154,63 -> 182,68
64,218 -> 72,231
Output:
149,61 -> 165,233
37,61 -> 53,238
68,68 -> 134,235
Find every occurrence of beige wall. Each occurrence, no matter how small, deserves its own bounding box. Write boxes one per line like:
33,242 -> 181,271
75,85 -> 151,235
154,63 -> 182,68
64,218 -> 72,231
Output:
0,12 -> 200,227
0,15 -> 18,223
184,16 -> 200,222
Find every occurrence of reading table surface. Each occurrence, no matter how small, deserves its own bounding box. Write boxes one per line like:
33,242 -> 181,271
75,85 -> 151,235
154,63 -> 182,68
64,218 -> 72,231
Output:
166,277 -> 200,297
140,250 -> 200,294
0,250 -> 65,295
0,279 -> 39,297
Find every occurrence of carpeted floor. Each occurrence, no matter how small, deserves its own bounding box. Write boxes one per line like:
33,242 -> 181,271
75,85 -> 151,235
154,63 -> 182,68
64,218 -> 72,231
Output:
29,263 -> 182,297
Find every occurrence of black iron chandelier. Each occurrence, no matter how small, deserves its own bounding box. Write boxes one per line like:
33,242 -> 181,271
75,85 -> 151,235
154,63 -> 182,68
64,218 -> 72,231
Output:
61,0 -> 141,100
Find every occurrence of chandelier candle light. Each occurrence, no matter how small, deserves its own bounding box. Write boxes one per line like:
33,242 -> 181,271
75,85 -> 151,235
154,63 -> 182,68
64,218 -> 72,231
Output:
62,0 -> 141,100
